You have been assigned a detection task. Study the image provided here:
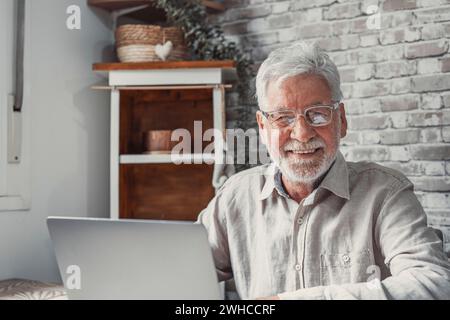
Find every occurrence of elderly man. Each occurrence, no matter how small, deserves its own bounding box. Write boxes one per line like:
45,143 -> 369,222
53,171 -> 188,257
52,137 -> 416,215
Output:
196,41 -> 450,300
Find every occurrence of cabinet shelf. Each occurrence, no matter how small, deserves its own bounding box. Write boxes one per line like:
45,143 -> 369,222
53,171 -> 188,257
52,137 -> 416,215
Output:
93,61 -> 237,87
120,153 -> 216,164
87,0 -> 225,23
93,60 -> 236,71
88,0 -> 225,11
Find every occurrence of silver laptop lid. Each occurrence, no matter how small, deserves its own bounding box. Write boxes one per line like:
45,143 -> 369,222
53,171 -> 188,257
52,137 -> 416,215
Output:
47,217 -> 221,300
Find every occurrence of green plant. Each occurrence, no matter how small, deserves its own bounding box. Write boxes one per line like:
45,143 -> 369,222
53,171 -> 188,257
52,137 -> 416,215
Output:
154,0 -> 257,169
154,0 -> 255,101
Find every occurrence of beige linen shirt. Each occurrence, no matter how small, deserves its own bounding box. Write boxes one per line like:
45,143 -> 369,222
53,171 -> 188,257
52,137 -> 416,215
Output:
197,151 -> 450,300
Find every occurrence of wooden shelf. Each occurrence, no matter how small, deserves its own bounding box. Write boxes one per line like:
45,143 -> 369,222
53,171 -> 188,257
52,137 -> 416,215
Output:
88,0 -> 150,11
87,0 -> 225,12
93,60 -> 236,71
203,0 -> 226,11
88,0 -> 166,22
93,61 -> 237,86
120,153 -> 216,164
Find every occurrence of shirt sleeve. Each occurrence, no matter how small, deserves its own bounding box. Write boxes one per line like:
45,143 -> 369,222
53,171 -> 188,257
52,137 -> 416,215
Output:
196,190 -> 233,282
278,178 -> 450,300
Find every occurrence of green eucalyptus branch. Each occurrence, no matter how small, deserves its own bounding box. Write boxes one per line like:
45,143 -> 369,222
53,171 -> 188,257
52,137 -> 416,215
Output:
153,0 -> 255,101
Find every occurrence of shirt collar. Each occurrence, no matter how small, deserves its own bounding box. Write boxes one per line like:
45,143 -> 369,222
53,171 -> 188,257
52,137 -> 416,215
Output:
259,151 -> 350,201
274,167 -> 291,199
259,163 -> 279,200
319,151 -> 350,200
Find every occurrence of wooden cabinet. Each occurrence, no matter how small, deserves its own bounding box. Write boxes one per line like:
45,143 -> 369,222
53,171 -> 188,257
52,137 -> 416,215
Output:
93,60 -> 236,221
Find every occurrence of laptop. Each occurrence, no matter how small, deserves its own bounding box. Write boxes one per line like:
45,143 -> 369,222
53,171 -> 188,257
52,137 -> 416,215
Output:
47,216 -> 222,300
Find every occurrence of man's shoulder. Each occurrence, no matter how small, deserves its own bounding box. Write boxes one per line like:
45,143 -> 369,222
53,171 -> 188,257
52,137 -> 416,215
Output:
218,164 -> 272,194
346,159 -> 411,187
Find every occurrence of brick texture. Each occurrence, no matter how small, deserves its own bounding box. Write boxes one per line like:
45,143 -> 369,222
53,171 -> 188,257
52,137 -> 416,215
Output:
213,0 -> 450,254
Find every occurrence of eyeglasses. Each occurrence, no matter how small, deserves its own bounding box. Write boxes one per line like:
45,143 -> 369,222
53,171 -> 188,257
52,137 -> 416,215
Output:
260,102 -> 340,128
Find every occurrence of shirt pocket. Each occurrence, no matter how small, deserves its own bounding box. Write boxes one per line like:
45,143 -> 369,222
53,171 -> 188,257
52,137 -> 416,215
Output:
319,250 -> 373,286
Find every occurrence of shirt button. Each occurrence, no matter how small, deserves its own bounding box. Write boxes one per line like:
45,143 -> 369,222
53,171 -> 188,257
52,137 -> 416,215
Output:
294,264 -> 302,271
297,217 -> 304,225
342,254 -> 351,264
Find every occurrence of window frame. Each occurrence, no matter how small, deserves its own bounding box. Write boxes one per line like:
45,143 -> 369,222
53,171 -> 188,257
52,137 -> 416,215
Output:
0,0 -> 31,212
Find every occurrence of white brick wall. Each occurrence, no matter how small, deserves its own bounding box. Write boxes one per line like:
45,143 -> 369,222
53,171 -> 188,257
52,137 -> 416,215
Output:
212,0 -> 450,253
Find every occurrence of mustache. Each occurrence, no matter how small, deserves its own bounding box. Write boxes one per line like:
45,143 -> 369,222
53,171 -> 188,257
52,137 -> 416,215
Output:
283,138 -> 325,151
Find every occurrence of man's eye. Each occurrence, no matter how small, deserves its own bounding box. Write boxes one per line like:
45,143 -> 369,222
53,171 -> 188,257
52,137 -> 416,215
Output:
309,112 -> 328,123
272,115 -> 293,123
274,115 -> 290,120
312,109 -> 328,115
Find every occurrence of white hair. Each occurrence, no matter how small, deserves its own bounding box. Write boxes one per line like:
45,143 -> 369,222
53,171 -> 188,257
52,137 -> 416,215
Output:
255,41 -> 343,109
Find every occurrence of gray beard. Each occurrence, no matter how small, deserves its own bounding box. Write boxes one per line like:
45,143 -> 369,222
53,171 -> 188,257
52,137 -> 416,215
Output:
278,150 -> 337,184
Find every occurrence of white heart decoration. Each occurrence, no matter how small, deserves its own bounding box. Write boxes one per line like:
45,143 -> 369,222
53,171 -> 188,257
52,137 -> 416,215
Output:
155,41 -> 173,61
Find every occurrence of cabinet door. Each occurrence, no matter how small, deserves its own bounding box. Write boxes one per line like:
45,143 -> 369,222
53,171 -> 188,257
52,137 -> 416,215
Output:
120,163 -> 215,221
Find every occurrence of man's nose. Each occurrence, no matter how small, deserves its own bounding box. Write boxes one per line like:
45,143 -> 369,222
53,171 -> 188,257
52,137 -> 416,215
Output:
289,115 -> 317,142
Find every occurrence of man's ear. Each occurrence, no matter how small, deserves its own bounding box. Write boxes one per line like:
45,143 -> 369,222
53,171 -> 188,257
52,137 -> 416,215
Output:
339,103 -> 347,139
256,111 -> 268,145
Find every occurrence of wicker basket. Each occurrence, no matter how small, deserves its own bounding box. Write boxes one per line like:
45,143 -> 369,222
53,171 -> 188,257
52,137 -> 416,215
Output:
115,24 -> 189,62
115,24 -> 162,46
162,27 -> 185,46
117,45 -> 159,63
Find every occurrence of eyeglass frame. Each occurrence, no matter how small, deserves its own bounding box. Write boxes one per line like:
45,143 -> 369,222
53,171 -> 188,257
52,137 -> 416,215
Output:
259,101 -> 341,128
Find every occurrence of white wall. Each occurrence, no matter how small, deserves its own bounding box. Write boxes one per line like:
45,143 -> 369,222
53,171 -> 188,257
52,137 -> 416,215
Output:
0,0 -> 113,282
